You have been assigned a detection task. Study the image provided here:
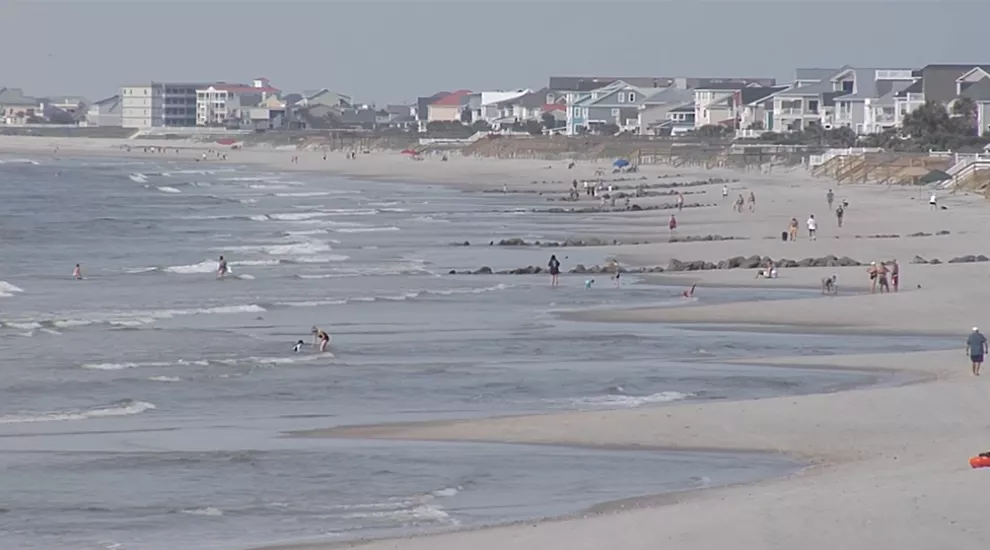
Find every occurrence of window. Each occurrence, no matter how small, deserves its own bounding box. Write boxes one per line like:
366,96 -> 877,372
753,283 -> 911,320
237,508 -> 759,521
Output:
546,93 -> 554,104
628,92 -> 636,103
583,108 -> 589,117
618,94 -> 625,103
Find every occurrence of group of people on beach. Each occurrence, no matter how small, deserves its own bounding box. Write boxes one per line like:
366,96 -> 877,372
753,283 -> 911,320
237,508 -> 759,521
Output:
866,260 -> 899,293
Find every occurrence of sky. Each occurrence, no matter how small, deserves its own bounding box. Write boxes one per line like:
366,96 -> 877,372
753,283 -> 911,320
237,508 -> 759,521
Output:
3,0 -> 988,104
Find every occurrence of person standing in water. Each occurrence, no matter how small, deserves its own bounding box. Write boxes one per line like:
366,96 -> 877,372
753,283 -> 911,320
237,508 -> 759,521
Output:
609,259 -> 621,288
668,214 -> 677,233
890,259 -> 900,292
216,256 -> 228,278
73,264 -> 82,280
548,255 -> 561,288
317,329 -> 331,352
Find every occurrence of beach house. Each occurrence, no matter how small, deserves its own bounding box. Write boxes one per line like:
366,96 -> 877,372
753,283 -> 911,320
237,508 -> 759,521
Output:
0,87 -> 40,124
427,90 -> 472,122
565,80 -> 651,135
196,79 -> 280,126
828,67 -> 915,134
692,82 -> 753,128
85,95 -> 122,127
637,87 -> 694,135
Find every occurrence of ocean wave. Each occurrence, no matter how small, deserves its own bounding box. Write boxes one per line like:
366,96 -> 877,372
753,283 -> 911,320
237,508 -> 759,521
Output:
264,242 -> 332,256
0,399 -> 155,424
84,354 -> 330,371
0,158 -> 40,165
273,284 -> 508,308
83,359 -> 209,371
335,226 -> 400,233
164,260 -> 221,274
409,215 -> 450,223
343,504 -> 455,525
274,191 -> 333,198
157,186 -> 182,194
177,507 -> 223,517
289,254 -> 350,263
2,304 -> 266,332
0,281 -> 25,299
148,376 -> 182,382
128,173 -> 149,183
558,391 -> 692,409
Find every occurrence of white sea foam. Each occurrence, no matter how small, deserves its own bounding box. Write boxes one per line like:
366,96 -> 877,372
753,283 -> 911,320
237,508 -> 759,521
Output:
156,186 -> 182,194
83,359 -> 210,371
0,281 -> 25,295
148,376 -> 182,383
125,267 -> 159,274
274,191 -> 333,198
178,507 -> 224,517
0,158 -> 39,165
14,304 -> 268,331
409,215 -> 450,223
0,399 -> 155,424
264,242 -> 332,256
128,173 -> 149,183
343,504 -> 455,524
290,254 -> 350,263
335,226 -> 400,233
164,259 -> 217,274
562,391 -> 692,409
4,321 -> 42,330
274,284 -> 508,307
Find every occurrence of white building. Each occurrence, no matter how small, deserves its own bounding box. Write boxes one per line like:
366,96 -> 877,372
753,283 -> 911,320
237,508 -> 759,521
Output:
196,78 -> 279,126
121,82 -> 206,128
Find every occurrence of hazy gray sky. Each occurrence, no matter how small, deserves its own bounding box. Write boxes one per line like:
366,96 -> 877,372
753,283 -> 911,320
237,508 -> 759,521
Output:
3,0 -> 987,103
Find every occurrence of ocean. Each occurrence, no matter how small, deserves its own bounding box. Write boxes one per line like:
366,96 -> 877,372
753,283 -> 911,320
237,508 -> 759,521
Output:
0,154 -> 954,549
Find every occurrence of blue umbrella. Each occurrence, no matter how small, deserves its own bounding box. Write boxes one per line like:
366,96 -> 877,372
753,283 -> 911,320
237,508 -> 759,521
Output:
613,158 -> 630,168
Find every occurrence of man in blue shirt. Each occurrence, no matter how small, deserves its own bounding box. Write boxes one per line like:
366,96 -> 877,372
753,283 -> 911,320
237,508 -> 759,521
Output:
967,327 -> 988,376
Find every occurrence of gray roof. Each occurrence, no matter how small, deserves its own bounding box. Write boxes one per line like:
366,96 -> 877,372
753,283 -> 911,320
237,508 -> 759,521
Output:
496,87 -> 551,109
0,87 -> 38,105
549,76 -> 672,91
740,85 -> 788,104
795,68 -> 839,82
894,79 -> 924,97
961,78 -> 990,101
642,87 -> 694,105
669,103 -> 695,113
835,68 -> 914,100
693,82 -> 751,91
92,94 -> 120,106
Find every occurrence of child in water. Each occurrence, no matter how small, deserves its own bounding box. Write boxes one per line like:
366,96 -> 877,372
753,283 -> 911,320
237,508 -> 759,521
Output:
292,340 -> 305,353
73,264 -> 82,280
585,279 -> 595,289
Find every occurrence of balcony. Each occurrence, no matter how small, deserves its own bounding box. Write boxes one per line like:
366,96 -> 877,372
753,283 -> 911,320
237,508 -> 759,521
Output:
776,108 -> 806,116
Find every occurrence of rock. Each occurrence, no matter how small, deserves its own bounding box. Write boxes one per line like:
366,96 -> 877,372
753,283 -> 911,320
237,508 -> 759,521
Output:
978,255 -> 989,262
497,238 -> 527,246
907,232 -> 931,238
911,255 -> 928,264
571,264 -> 588,274
474,266 -> 493,274
837,256 -> 861,266
948,255 -> 977,263
667,259 -> 686,272
740,255 -> 763,269
936,230 -> 951,236
929,258 -> 942,265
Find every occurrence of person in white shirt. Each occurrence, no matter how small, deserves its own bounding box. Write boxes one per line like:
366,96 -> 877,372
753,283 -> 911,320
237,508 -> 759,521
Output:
807,215 -> 818,241
722,185 -> 728,200
930,193 -> 938,210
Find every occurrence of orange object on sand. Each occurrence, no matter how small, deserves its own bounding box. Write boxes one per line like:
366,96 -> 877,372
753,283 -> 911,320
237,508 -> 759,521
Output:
969,456 -> 990,468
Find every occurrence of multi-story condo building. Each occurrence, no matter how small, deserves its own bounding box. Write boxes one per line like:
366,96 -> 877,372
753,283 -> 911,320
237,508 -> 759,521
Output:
120,82 -> 207,128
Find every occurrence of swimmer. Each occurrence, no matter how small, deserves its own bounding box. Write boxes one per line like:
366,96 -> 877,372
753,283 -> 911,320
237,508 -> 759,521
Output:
73,263 -> 82,280
311,326 -> 320,348
317,329 -> 330,352
292,340 -> 305,353
216,256 -> 228,278
681,283 -> 696,298
585,279 -> 595,289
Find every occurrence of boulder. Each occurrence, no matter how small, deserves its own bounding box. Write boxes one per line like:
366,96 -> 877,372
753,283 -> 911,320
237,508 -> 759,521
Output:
936,230 -> 951,236
497,238 -> 527,246
948,255 -> 977,264
667,259 -> 687,272
978,255 -> 990,262
929,258 -> 942,264
474,266 -> 493,274
740,255 -> 763,269
571,264 -> 588,274
910,255 -> 928,264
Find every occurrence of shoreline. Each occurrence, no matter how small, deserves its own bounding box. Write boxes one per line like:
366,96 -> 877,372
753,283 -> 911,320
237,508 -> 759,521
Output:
4,136 -> 990,550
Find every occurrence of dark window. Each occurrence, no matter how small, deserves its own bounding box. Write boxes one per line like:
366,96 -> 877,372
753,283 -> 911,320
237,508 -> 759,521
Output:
842,81 -> 854,93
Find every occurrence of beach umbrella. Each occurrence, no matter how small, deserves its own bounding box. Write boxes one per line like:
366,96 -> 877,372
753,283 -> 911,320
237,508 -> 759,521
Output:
613,158 -> 630,168
400,149 -> 418,155
919,169 -> 951,184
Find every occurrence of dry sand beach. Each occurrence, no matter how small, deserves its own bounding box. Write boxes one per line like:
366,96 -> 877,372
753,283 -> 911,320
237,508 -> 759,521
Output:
4,135 -> 990,549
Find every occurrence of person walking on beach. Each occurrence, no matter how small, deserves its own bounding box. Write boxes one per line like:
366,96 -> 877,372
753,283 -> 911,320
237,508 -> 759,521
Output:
788,218 -> 798,241
806,214 -> 817,241
548,254 -> 561,288
967,327 -> 988,375
216,256 -> 228,279
73,263 -> 82,280
826,189 -> 835,210
722,185 -> 728,200
835,204 -> 844,228
748,191 -> 756,213
677,192 -> 684,211
668,214 -> 677,233
867,262 -> 878,293
930,192 -> 938,210
891,259 -> 900,292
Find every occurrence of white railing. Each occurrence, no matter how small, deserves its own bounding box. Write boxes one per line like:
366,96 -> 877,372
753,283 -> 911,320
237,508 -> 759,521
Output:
736,129 -> 768,139
808,147 -> 883,168
946,153 -> 990,176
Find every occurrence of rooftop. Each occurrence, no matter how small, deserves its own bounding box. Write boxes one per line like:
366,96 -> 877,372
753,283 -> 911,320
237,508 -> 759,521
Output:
431,89 -> 472,106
